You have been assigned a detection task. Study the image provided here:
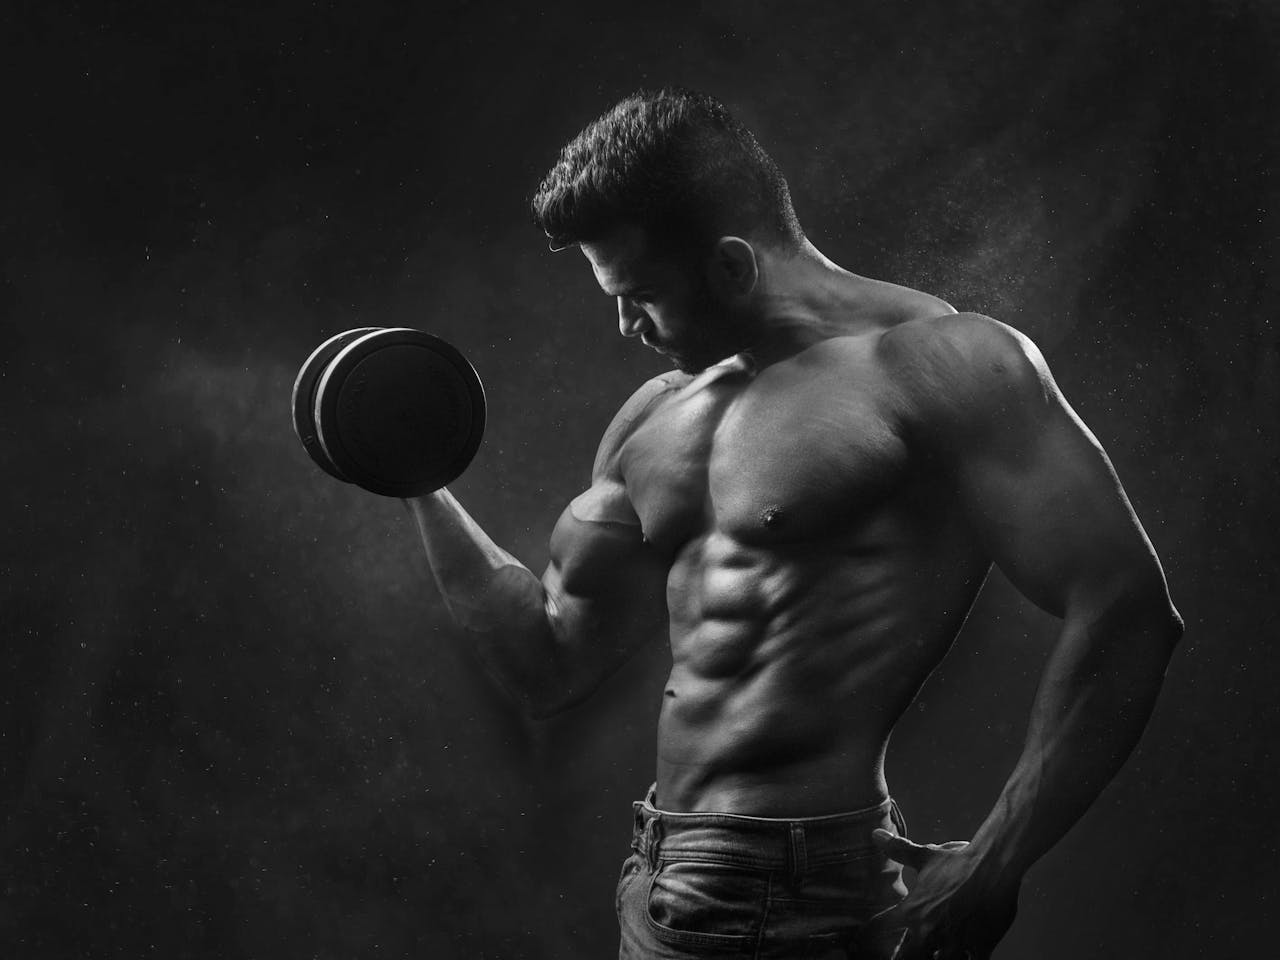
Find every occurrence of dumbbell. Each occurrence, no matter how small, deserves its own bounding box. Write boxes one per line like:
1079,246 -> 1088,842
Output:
291,327 -> 486,497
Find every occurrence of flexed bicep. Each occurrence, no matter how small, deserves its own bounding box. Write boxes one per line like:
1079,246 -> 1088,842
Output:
532,375 -> 681,713
537,478 -> 669,714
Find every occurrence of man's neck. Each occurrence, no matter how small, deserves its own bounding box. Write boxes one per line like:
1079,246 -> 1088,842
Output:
737,240 -> 874,365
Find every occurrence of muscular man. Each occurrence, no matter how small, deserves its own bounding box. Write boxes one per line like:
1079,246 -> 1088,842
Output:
404,90 -> 1182,958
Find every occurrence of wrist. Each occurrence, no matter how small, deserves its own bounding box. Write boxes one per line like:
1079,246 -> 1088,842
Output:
403,487 -> 454,517
964,830 -> 1032,893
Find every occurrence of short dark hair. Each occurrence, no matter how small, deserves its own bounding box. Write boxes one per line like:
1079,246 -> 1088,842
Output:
531,88 -> 803,257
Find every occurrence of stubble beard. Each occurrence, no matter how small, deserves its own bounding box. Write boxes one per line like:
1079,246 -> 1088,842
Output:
664,284 -> 747,375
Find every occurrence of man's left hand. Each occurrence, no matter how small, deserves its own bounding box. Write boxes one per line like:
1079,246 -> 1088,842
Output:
865,829 -> 1020,960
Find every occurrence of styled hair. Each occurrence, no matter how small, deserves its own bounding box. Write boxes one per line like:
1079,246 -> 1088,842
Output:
531,88 -> 803,257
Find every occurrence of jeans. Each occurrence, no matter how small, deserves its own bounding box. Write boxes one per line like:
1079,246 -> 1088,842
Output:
617,784 -> 909,959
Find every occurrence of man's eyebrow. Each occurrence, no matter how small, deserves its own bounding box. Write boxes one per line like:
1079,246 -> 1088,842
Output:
601,281 -> 646,298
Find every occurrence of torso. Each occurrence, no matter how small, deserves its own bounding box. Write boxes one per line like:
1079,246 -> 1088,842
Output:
614,284 -> 992,815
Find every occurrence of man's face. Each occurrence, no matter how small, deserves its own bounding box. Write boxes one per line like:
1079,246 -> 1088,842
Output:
579,224 -> 741,374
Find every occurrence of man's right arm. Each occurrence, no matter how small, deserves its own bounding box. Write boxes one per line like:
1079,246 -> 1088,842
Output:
403,377 -> 675,718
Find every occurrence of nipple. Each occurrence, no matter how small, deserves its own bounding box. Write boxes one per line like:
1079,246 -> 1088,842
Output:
759,506 -> 783,528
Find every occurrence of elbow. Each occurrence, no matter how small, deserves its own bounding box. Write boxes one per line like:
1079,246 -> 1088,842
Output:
519,683 -> 591,721
1096,577 -> 1186,654
1131,577 -> 1185,652
485,664 -> 576,721
477,676 -> 569,721
1137,597 -> 1184,693
508,647 -> 582,720
1164,596 -> 1186,638
1160,600 -> 1186,653
1071,571 -> 1185,650
519,690 -> 565,721
523,701 -> 567,721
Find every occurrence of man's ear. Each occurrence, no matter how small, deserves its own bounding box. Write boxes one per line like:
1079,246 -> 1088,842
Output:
707,236 -> 759,299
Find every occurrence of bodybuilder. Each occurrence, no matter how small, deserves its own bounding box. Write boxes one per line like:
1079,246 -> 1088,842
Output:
404,89 -> 1183,959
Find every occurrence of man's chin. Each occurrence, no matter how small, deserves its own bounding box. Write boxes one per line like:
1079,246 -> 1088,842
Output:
648,345 -> 697,374
652,334 -> 735,374
670,348 -> 738,375
670,353 -> 722,375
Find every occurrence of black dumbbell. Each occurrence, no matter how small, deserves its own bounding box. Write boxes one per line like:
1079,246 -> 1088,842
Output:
291,327 -> 486,497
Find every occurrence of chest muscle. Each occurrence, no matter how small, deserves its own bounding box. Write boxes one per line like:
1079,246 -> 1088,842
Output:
619,352 -> 910,551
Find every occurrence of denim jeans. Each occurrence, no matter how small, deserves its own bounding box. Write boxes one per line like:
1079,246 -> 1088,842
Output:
617,784 -> 909,959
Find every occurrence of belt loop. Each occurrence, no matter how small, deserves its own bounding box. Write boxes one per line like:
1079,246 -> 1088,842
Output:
788,823 -> 807,883
642,813 -> 662,869
631,801 -> 645,851
889,799 -> 908,837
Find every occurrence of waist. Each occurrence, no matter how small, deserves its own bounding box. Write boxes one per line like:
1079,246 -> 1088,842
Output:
654,740 -> 891,817
631,782 -> 906,872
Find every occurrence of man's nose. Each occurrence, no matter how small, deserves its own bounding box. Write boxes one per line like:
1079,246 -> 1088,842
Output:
617,297 -> 649,338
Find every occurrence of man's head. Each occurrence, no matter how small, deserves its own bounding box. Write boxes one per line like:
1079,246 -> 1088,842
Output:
531,89 -> 804,372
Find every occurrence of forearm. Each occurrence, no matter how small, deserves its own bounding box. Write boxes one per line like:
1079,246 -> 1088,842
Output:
403,489 -> 559,706
968,589 -> 1183,885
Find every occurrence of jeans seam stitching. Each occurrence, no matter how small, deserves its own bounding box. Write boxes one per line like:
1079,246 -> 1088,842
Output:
753,870 -> 773,960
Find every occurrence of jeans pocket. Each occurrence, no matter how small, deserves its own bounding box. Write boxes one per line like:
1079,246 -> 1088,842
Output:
643,858 -> 768,949
616,853 -> 642,915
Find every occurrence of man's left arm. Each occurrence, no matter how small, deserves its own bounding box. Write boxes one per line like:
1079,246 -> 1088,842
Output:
873,313 -> 1184,958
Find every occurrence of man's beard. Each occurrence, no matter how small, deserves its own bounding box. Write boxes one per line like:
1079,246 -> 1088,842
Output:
663,283 -> 746,374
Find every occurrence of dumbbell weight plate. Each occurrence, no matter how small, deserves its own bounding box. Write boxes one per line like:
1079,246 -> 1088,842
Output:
291,327 -> 381,481
313,327 -> 486,497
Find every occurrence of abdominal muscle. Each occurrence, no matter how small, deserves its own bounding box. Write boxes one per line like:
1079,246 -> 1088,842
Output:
654,530 -> 985,816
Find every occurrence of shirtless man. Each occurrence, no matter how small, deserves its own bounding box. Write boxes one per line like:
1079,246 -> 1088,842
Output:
404,90 -> 1183,959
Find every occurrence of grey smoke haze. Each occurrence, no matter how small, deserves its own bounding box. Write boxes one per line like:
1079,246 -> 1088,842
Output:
3,0 -> 1277,957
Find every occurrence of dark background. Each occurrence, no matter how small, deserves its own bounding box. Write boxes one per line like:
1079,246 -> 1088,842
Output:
3,0 -> 1276,957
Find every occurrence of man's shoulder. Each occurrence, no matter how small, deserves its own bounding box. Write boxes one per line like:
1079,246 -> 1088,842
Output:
877,312 -> 1048,401
592,372 -> 686,474
876,310 -> 1034,364
611,372 -> 687,434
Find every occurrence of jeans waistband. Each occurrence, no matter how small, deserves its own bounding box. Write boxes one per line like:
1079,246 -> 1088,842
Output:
630,783 -> 906,873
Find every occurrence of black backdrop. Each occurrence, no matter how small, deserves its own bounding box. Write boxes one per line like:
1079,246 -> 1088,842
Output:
4,1 -> 1277,957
